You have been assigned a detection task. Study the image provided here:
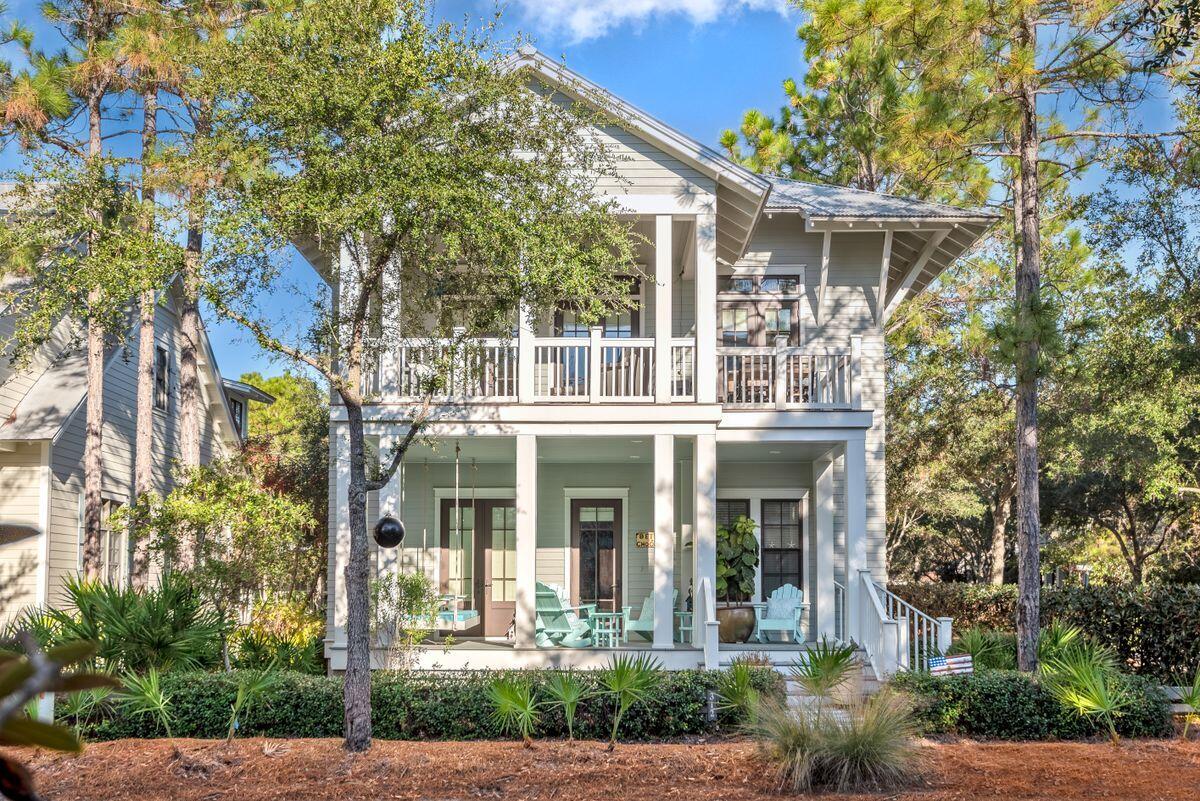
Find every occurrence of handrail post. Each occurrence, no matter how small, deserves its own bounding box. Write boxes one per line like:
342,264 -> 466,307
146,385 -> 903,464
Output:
517,304 -> 533,403
936,616 -> 954,657
773,335 -> 788,410
589,326 -> 603,403
850,335 -> 862,409
896,614 -> 911,671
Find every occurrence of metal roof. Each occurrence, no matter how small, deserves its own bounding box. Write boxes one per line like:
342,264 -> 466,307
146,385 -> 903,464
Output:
766,177 -> 998,221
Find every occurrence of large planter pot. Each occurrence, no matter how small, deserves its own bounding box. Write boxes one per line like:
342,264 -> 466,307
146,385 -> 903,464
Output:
716,604 -> 756,643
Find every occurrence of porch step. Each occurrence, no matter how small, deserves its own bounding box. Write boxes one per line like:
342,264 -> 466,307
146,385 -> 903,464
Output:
780,652 -> 882,705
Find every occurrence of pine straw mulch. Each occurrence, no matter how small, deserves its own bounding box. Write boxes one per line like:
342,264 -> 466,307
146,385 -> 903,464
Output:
9,736 -> 1200,801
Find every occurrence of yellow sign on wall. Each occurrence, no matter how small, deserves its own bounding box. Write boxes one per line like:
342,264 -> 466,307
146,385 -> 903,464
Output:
635,531 -> 654,548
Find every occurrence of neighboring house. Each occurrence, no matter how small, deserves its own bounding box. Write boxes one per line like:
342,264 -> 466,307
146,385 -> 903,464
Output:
0,278 -> 273,623
316,49 -> 998,676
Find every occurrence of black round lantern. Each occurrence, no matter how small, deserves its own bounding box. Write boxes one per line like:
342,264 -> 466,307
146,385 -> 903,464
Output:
373,516 -> 405,548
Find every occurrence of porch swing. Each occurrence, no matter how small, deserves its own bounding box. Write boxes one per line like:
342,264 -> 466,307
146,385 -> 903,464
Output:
436,441 -> 481,632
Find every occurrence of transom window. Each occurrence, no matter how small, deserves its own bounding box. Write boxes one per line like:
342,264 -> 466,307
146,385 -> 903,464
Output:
761,499 -> 803,599
720,274 -> 801,295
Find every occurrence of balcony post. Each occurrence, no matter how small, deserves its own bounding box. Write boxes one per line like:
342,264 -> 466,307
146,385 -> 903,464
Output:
654,214 -> 673,403
850,335 -> 862,409
814,455 -> 836,641
844,437 -> 868,644
773,334 -> 788,410
517,303 -> 534,403
589,325 -> 603,403
694,214 -> 717,404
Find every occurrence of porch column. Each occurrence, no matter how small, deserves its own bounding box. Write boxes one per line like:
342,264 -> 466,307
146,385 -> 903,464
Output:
694,215 -> 717,404
654,214 -> 673,403
813,455 -> 836,641
514,434 -> 538,648
653,434 -> 675,648
843,434 -> 868,645
693,432 -> 718,666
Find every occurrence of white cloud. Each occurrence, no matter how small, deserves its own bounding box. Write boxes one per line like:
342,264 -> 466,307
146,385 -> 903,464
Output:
510,0 -> 791,43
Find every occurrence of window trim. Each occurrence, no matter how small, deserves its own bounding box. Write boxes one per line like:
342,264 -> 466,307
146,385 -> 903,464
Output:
718,299 -> 801,346
760,498 -> 805,601
718,488 -> 810,605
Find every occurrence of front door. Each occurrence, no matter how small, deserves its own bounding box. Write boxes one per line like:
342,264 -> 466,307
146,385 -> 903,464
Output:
439,499 -> 517,637
570,499 -> 622,613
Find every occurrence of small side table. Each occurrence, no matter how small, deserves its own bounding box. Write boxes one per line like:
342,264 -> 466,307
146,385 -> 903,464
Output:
674,611 -> 693,644
591,611 -> 625,648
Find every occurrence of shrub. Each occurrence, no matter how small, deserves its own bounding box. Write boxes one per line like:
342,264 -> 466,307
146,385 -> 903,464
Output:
65,667 -> 782,741
486,678 -> 541,746
229,598 -> 324,675
948,628 -> 1017,671
891,669 -> 1172,740
749,691 -> 921,793
889,582 -> 1200,682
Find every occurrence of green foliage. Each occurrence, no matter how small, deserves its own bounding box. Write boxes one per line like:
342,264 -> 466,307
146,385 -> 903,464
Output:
749,691 -> 921,793
119,669 -> 173,741
370,570 -> 441,668
888,583 -> 1019,632
1177,668 -> 1200,738
486,678 -> 541,746
7,575 -> 226,674
949,628 -> 1017,671
891,669 -> 1173,740
790,637 -> 859,704
543,671 -> 589,740
715,660 -> 760,721
599,655 -> 662,749
716,515 -> 760,602
227,667 -> 282,742
229,598 -> 324,675
66,668 -> 782,742
1042,650 -> 1131,744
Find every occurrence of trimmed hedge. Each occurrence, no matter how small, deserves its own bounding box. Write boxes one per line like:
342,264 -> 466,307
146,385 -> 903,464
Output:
889,582 -> 1200,682
891,670 -> 1173,741
68,667 -> 782,742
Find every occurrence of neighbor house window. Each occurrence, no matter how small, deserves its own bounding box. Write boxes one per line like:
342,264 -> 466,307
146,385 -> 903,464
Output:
79,497 -> 127,586
760,499 -> 802,599
230,398 -> 245,436
154,345 -> 169,410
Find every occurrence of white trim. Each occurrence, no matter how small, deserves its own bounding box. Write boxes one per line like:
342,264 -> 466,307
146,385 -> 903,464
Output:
562,488 -> 629,610
36,441 -> 51,605
717,487 -> 810,618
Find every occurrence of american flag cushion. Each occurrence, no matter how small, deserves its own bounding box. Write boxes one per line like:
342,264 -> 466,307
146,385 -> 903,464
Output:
929,654 -> 974,676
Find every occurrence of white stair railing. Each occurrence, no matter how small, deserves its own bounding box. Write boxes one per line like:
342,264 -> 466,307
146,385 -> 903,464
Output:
851,571 -> 953,677
875,582 -> 954,672
857,570 -> 902,678
695,576 -> 720,670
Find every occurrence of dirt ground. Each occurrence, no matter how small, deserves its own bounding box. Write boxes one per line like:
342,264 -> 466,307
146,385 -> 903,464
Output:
9,737 -> 1200,801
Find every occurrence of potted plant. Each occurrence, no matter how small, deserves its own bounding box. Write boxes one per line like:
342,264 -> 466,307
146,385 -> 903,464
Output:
715,515 -> 760,643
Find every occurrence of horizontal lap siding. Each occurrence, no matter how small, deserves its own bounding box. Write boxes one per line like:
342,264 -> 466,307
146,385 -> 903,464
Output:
590,125 -> 716,197
0,442 -> 44,623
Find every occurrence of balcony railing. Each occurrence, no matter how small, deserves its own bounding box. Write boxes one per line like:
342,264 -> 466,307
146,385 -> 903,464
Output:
368,334 -> 859,409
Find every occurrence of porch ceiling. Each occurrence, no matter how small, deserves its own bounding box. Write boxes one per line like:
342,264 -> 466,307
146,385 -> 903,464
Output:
718,441 -> 835,462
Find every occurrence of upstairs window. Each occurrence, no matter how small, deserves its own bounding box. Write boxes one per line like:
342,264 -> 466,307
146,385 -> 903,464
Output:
230,398 -> 245,436
153,345 -> 169,410
719,274 -> 801,296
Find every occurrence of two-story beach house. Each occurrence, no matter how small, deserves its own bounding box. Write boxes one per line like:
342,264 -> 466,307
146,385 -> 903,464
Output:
321,49 -> 997,678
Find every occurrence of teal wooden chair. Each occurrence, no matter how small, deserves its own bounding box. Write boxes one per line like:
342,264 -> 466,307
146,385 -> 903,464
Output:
752,583 -> 809,643
622,589 -> 678,642
534,581 -> 595,647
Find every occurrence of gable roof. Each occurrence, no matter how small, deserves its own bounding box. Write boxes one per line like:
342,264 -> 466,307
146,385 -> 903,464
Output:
766,177 -> 997,222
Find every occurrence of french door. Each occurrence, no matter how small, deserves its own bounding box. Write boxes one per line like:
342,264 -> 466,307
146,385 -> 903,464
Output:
439,498 -> 517,637
570,499 -> 622,613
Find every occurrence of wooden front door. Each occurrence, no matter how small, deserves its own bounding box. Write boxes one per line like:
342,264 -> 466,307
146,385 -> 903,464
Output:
570,499 -> 622,613
439,499 -> 517,637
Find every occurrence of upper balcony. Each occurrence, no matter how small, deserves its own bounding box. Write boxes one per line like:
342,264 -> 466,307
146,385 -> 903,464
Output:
364,332 -> 862,411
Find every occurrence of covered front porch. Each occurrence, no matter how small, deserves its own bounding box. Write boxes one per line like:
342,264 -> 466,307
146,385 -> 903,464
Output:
326,428 -> 903,672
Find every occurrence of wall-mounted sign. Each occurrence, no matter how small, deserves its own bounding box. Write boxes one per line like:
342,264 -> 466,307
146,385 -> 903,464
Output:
635,531 -> 654,548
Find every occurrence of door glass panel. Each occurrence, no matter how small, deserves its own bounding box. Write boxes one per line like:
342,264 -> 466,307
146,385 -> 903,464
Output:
448,505 -> 474,604
578,505 -> 617,612
490,505 -> 517,603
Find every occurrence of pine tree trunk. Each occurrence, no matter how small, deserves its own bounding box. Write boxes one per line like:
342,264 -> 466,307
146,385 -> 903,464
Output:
179,226 -> 202,471
132,88 -> 158,590
988,488 -> 1012,585
1014,8 -> 1042,673
81,87 -> 105,582
342,399 -> 372,752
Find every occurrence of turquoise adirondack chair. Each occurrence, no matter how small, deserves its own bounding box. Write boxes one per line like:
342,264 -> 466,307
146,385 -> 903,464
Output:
534,581 -> 595,647
752,584 -> 809,643
622,589 -> 679,642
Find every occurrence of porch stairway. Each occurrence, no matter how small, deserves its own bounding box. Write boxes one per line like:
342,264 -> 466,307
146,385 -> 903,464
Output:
783,654 -> 882,710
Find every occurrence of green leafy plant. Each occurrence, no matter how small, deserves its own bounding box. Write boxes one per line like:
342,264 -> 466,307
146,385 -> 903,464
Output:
1043,651 -> 1131,745
486,678 -> 541,747
789,637 -> 857,720
120,669 -> 175,747
371,571 -> 441,669
948,627 -> 1016,670
543,671 -> 589,740
1037,620 -> 1082,663
716,515 -> 759,602
600,654 -> 662,750
1178,668 -> 1200,739
230,598 -> 324,675
716,660 -> 761,720
228,667 -> 282,742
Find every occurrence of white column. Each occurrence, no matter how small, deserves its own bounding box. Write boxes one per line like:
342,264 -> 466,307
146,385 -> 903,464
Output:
654,214 -> 673,403
589,325 -> 603,403
850,335 -> 863,409
330,423 -> 351,644
694,215 -> 717,404
379,432 -> 401,576
653,433 -> 675,648
844,434 -> 868,645
514,434 -> 538,648
813,455 -> 836,641
517,303 -> 534,403
693,432 -> 718,666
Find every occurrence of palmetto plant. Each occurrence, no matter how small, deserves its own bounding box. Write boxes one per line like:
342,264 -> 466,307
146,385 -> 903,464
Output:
1176,668 -> 1200,740
1043,650 -> 1130,745
599,654 -> 661,750
949,627 -> 1016,671
543,671 -> 590,741
1037,620 -> 1082,663
228,668 -> 282,743
790,637 -> 857,721
486,678 -> 541,747
716,660 -> 760,720
120,669 -> 175,747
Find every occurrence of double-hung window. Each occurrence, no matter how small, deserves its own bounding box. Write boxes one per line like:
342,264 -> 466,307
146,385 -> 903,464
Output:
717,274 -> 802,346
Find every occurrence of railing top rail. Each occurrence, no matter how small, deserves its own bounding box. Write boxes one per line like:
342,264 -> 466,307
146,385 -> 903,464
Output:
600,337 -> 655,347
716,345 -> 854,357
670,337 -> 696,346
532,337 -> 591,347
397,336 -> 517,348
860,571 -> 891,620
874,582 -> 938,626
